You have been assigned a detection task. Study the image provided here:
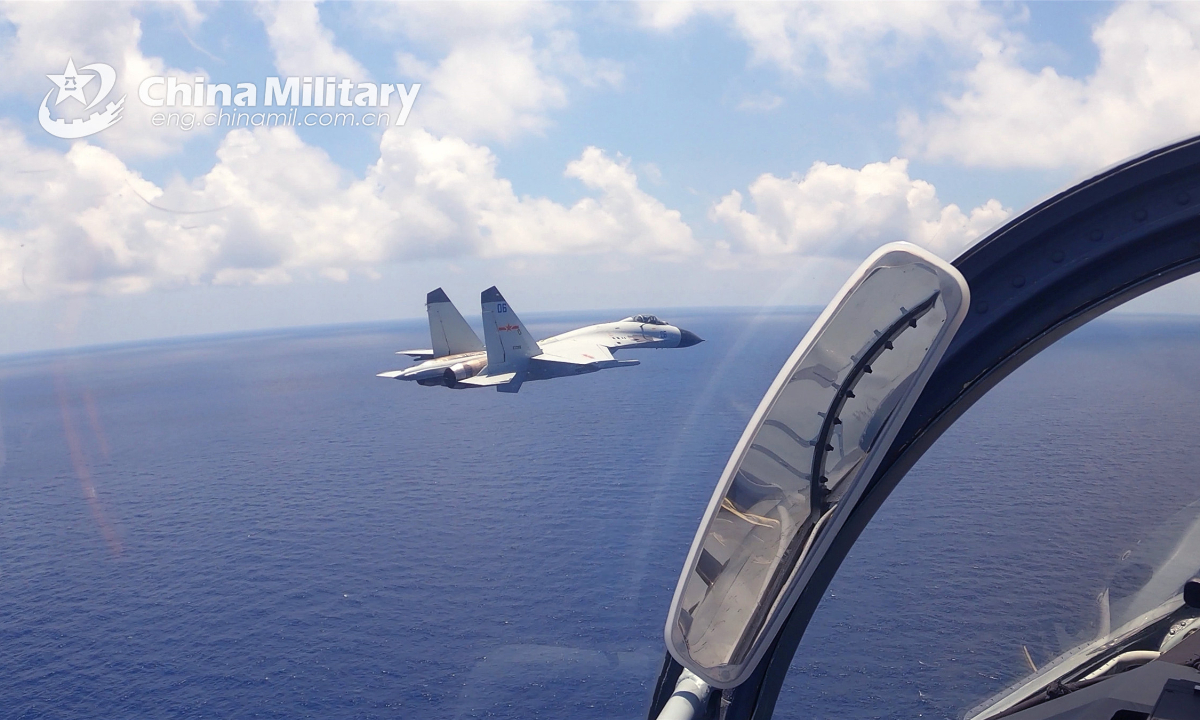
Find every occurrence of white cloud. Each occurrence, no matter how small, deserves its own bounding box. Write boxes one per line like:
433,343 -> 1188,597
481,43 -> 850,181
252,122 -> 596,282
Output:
400,36 -> 568,141
638,1 -> 1008,88
736,92 -> 783,112
0,122 -> 694,299
0,2 -> 210,157
639,162 -> 663,185
636,2 -> 700,32
365,3 -> 621,142
711,157 -> 1009,259
255,1 -> 370,80
361,132 -> 693,258
902,3 -> 1200,169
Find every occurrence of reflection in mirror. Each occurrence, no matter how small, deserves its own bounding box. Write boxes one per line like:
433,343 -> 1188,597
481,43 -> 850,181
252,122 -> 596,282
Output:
667,244 -> 969,688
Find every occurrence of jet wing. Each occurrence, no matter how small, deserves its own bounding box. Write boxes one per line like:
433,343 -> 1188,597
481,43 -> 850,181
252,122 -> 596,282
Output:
542,340 -> 619,362
535,340 -> 641,369
536,348 -> 612,365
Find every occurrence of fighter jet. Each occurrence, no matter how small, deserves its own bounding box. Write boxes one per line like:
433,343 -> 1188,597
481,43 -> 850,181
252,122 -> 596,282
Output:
377,286 -> 703,393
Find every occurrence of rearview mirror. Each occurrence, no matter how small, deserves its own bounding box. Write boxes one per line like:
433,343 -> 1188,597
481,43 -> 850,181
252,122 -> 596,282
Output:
665,242 -> 970,688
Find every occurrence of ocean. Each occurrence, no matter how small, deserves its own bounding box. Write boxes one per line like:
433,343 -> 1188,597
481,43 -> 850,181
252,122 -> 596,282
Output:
2,310 -> 1199,720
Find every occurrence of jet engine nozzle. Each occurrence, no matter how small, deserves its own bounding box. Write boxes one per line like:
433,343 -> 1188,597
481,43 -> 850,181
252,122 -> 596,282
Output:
442,358 -> 488,386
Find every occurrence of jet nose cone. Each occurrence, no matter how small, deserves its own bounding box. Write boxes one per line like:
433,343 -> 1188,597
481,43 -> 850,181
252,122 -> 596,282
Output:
678,329 -> 704,347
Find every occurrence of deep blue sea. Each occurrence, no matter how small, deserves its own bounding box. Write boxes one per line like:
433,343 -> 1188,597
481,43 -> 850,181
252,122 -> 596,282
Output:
3,309 -> 1200,720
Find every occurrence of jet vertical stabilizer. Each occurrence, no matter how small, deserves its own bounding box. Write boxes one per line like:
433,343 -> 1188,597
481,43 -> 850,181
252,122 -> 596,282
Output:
481,286 -> 541,371
427,288 -> 484,357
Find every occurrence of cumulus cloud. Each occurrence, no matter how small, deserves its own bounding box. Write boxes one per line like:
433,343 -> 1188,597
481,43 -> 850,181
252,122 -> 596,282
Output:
396,36 -> 568,141
364,3 -> 621,141
0,122 -> 694,299
635,2 -> 700,32
711,157 -> 1009,259
255,1 -> 370,80
902,3 -> 1200,169
638,1 -> 1008,88
0,2 -> 210,157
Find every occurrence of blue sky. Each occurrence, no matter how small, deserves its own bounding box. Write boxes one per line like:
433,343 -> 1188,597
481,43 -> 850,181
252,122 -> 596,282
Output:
4,1 -> 1200,355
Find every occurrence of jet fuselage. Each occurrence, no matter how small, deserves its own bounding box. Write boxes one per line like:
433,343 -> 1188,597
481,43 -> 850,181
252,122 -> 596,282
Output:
391,318 -> 700,387
378,288 -> 701,393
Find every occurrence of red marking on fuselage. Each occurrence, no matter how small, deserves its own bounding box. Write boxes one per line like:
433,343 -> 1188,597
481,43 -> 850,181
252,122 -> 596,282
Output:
498,324 -> 520,332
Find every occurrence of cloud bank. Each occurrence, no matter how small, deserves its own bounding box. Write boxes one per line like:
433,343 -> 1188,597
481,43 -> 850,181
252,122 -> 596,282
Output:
1,123 -> 695,299
902,3 -> 1200,169
712,158 -> 1009,259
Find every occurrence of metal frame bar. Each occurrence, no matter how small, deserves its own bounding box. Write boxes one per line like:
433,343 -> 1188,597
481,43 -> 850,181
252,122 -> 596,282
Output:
727,293 -> 941,670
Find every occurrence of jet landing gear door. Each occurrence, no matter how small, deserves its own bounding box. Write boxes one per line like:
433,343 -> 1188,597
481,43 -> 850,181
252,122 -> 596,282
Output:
665,242 -> 970,689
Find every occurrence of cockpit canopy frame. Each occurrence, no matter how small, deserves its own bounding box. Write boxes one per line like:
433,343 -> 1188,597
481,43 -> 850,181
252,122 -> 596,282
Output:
648,132 -> 1200,720
625,314 -> 668,325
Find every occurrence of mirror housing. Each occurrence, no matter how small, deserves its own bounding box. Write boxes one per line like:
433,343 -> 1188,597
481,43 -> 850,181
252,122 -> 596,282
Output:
664,243 -> 970,688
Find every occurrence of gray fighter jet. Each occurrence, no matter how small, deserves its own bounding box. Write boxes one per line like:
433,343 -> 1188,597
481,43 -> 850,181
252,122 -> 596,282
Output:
377,286 -> 702,393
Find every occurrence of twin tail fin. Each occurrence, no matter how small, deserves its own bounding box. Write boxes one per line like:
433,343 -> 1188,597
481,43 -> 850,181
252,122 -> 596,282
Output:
427,288 -> 484,357
480,286 -> 541,371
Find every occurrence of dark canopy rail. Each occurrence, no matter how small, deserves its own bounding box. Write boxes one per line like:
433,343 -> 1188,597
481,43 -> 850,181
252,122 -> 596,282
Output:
648,133 -> 1200,720
725,292 -> 941,672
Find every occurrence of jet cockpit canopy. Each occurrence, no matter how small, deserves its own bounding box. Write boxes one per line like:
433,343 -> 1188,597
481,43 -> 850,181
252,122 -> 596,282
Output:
626,314 -> 667,325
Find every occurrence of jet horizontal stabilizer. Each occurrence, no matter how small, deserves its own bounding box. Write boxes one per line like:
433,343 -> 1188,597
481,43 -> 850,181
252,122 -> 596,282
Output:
458,372 -> 518,387
461,370 -> 526,393
397,349 -> 435,359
